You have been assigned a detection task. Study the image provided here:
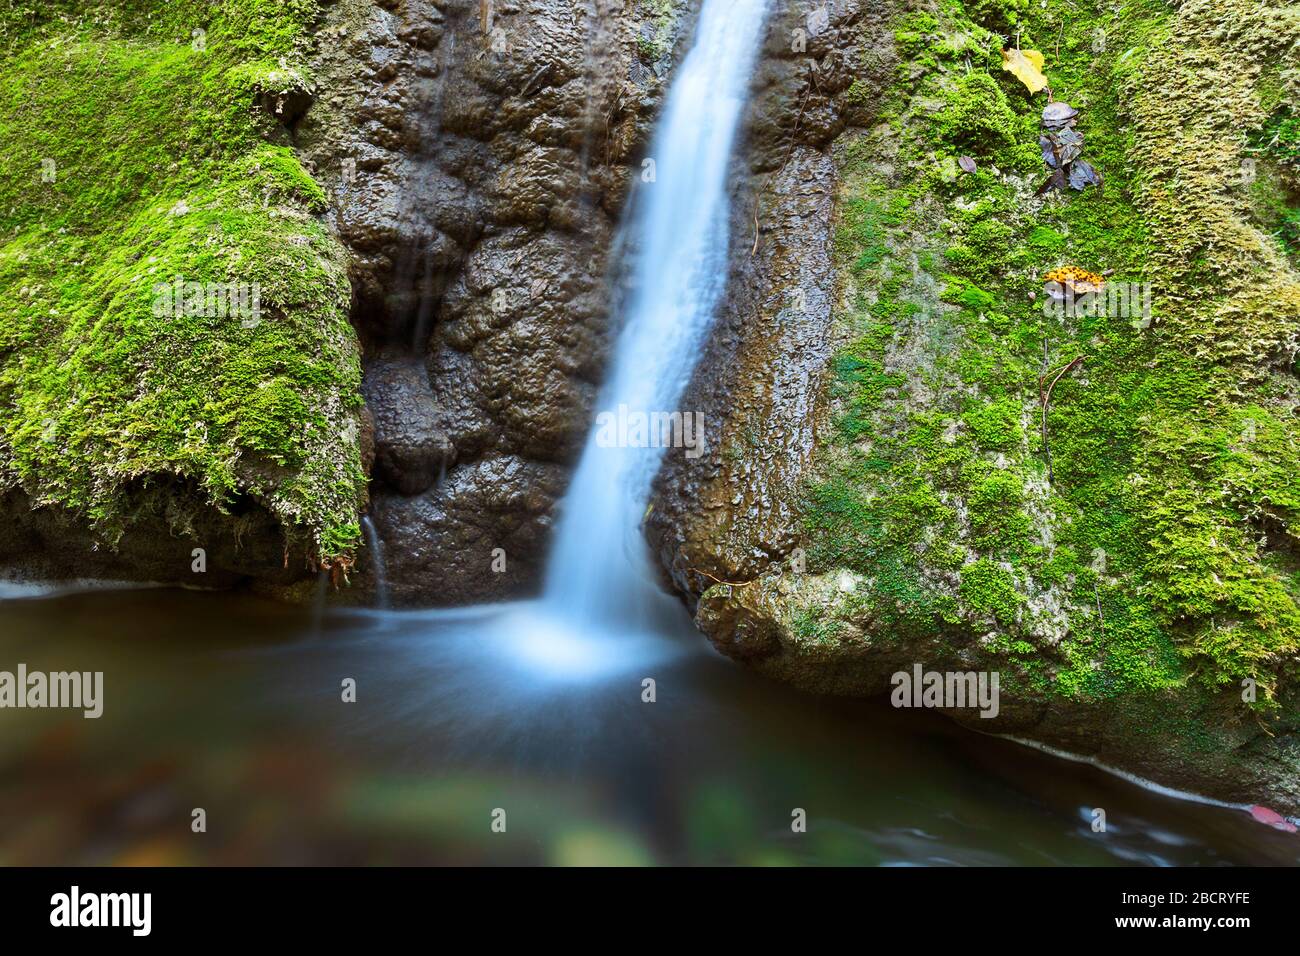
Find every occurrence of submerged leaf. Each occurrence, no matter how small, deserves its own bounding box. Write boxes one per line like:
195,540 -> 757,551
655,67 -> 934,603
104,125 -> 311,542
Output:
1250,806 -> 1298,832
958,155 -> 977,174
1002,48 -> 1049,95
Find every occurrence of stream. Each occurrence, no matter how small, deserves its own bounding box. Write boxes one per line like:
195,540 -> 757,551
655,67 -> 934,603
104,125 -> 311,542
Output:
0,585 -> 1296,865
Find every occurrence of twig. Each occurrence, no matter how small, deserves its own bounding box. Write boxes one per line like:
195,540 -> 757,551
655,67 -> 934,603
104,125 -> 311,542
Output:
686,565 -> 753,589
1039,354 -> 1085,484
1039,336 -> 1050,471
1093,580 -> 1105,638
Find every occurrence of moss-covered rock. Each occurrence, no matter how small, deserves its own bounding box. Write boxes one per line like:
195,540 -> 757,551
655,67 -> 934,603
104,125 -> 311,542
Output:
658,0 -> 1300,812
0,0 -> 366,574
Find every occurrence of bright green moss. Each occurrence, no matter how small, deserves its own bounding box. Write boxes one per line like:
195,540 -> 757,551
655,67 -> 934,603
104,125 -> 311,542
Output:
1026,225 -> 1066,256
892,12 -> 942,63
0,1 -> 364,562
962,398 -> 1023,450
935,72 -> 1018,155
1257,109 -> 1300,169
940,277 -> 997,313
959,559 -> 1021,626
800,0 -> 1299,718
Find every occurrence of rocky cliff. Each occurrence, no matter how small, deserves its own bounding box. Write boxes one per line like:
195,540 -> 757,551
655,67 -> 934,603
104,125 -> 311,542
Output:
295,0 -> 685,604
0,0 -> 680,599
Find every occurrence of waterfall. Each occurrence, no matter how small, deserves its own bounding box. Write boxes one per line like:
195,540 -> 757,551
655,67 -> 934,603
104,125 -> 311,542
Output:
540,0 -> 770,632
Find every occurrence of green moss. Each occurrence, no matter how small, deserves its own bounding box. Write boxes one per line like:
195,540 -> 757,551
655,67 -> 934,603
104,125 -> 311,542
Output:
963,0 -> 1032,31
800,0 -> 1299,717
959,559 -> 1022,626
962,398 -> 1023,449
935,72 -> 1019,155
792,609 -> 844,647
637,0 -> 684,63
1026,225 -> 1066,256
892,12 -> 943,64
1256,108 -> 1300,170
941,277 -> 997,313
0,0 -> 364,562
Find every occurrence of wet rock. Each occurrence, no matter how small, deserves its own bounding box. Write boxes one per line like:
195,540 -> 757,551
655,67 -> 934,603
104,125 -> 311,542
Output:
259,87 -> 315,125
646,0 -> 1300,816
371,455 -> 569,605
296,0 -> 681,604
649,0 -> 882,602
362,358 -> 451,495
0,488 -> 306,590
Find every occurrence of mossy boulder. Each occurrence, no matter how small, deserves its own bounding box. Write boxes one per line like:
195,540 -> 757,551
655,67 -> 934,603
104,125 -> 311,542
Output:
655,0 -> 1300,813
0,1 -> 366,581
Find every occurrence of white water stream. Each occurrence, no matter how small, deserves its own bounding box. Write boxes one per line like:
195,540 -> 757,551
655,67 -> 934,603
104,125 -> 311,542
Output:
539,0 -> 770,636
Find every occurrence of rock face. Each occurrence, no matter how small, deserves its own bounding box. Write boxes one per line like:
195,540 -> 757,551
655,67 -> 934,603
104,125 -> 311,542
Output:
650,0 -> 1300,814
648,0 -> 883,602
296,0 -> 681,604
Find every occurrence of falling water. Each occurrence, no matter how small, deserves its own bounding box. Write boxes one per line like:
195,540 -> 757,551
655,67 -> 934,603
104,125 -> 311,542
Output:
541,0 -> 771,632
361,514 -> 390,611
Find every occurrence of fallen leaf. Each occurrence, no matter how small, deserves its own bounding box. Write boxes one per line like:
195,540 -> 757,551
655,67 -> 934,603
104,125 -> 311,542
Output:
1040,135 -> 1058,169
1002,48 -> 1048,95
1068,159 -> 1102,190
1042,101 -> 1079,129
1249,805 -> 1298,832
1055,137 -> 1084,166
1037,168 -> 1067,195
958,156 -> 977,174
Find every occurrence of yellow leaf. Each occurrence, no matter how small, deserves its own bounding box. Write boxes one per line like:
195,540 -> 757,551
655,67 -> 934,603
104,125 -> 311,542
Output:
1001,48 -> 1048,95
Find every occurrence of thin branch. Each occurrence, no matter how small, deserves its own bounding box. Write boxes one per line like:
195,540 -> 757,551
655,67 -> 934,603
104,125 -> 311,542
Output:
1039,354 -> 1085,484
751,65 -> 816,256
1093,579 -> 1105,638
687,565 -> 753,589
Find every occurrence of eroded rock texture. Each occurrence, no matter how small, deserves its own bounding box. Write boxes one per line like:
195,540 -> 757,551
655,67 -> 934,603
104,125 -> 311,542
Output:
649,0 -> 883,600
298,0 -> 681,603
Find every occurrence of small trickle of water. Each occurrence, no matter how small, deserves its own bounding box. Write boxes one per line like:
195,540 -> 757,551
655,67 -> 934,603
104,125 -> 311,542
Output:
361,515 -> 390,611
542,0 -> 771,633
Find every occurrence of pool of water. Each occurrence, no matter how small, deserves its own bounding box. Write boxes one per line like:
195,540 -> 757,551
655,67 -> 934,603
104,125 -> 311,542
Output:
0,586 -> 1296,865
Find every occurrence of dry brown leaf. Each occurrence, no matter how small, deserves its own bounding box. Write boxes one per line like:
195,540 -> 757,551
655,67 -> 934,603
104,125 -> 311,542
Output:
1001,48 -> 1048,95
